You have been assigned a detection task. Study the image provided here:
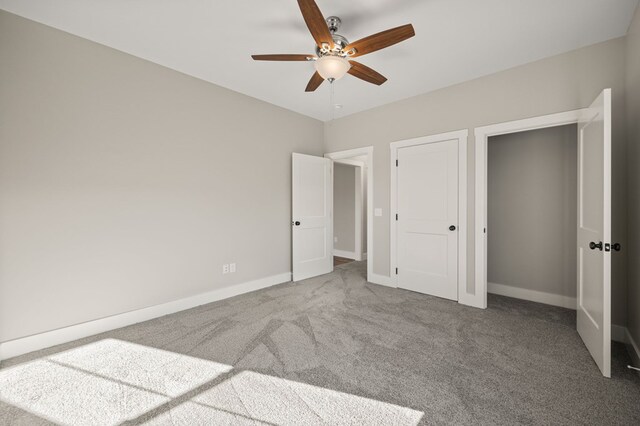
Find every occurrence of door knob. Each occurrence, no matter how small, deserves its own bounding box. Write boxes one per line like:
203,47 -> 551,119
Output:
449,225 -> 456,231
589,241 -> 603,251
292,221 -> 301,226
612,243 -> 622,252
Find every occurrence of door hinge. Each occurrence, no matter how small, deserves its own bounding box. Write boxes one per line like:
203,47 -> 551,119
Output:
395,267 -> 398,275
396,159 -> 398,167
396,213 -> 398,221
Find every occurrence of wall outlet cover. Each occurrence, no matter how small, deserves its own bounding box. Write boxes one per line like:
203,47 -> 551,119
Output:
374,208 -> 383,217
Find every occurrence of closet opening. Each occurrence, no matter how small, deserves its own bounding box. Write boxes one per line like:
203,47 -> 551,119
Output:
487,124 -> 577,308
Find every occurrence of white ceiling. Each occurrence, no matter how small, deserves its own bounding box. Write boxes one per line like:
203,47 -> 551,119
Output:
1,0 -> 637,121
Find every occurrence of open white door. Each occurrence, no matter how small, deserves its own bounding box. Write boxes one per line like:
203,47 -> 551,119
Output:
577,89 -> 611,377
292,153 -> 333,281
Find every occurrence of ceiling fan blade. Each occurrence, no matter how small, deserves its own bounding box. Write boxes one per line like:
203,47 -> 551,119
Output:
305,71 -> 324,92
344,24 -> 415,58
251,54 -> 315,61
297,0 -> 334,49
348,61 -> 387,85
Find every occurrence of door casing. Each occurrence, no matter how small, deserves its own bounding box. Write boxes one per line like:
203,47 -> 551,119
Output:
325,147 -> 374,283
474,109 -> 588,309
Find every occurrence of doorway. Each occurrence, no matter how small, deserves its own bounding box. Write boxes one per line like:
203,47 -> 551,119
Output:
291,148 -> 373,283
325,147 -> 374,282
474,90 -> 613,377
487,124 -> 577,309
332,161 -> 366,266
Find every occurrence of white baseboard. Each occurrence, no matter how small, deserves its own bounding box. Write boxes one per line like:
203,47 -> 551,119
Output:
488,282 -> 576,309
368,272 -> 394,287
333,249 -> 357,259
0,272 -> 291,361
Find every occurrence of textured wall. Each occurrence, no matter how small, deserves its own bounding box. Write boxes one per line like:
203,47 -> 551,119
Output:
0,11 -> 324,342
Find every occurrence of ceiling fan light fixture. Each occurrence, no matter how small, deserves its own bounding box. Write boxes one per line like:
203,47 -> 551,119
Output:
251,1 -> 415,92
314,55 -> 351,81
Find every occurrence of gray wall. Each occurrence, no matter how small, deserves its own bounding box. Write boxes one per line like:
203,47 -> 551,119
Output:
626,4 -> 640,359
2,7 -> 637,345
0,11 -> 324,343
324,36 -> 628,326
488,125 -> 577,298
333,163 -> 356,254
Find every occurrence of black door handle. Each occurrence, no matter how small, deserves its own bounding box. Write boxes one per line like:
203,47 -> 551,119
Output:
589,241 -> 603,251
449,225 -> 456,231
612,243 -> 621,252
292,221 -> 301,226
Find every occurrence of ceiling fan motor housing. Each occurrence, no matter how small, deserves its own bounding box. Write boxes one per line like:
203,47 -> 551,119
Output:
315,17 -> 350,57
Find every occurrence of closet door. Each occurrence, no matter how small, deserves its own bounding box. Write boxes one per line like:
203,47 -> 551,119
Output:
576,89 -> 611,378
396,139 -> 459,300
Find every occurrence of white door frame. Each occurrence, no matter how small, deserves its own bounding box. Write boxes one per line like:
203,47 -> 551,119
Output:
390,130 -> 468,304
474,109 -> 587,309
325,147 -> 374,282
333,159 -> 366,261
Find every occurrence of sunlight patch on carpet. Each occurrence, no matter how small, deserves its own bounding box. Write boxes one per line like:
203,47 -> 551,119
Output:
0,339 -> 423,425
0,339 -> 231,425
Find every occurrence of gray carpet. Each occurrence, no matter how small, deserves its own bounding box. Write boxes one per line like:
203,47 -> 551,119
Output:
1,261 -> 639,425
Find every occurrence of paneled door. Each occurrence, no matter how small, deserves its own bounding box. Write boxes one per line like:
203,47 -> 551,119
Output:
577,89 -> 612,377
292,153 -> 333,281
396,140 -> 459,300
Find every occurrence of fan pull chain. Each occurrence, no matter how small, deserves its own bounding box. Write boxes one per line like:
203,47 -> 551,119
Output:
329,80 -> 335,121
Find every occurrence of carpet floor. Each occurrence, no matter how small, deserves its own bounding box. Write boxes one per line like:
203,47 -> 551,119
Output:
1,261 -> 639,425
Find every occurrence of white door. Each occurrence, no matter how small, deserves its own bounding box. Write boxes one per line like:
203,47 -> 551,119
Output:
577,89 -> 612,377
292,153 -> 333,281
397,140 -> 458,300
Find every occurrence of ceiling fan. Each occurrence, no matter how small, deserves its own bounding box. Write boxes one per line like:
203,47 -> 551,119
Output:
251,0 -> 415,92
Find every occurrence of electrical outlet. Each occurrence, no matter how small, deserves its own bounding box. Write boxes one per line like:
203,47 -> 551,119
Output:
222,264 -> 230,274
230,263 -> 236,273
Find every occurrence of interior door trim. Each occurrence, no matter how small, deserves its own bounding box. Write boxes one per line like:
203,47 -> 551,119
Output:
390,129 -> 468,304
473,108 -> 589,309
325,146 -> 374,284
